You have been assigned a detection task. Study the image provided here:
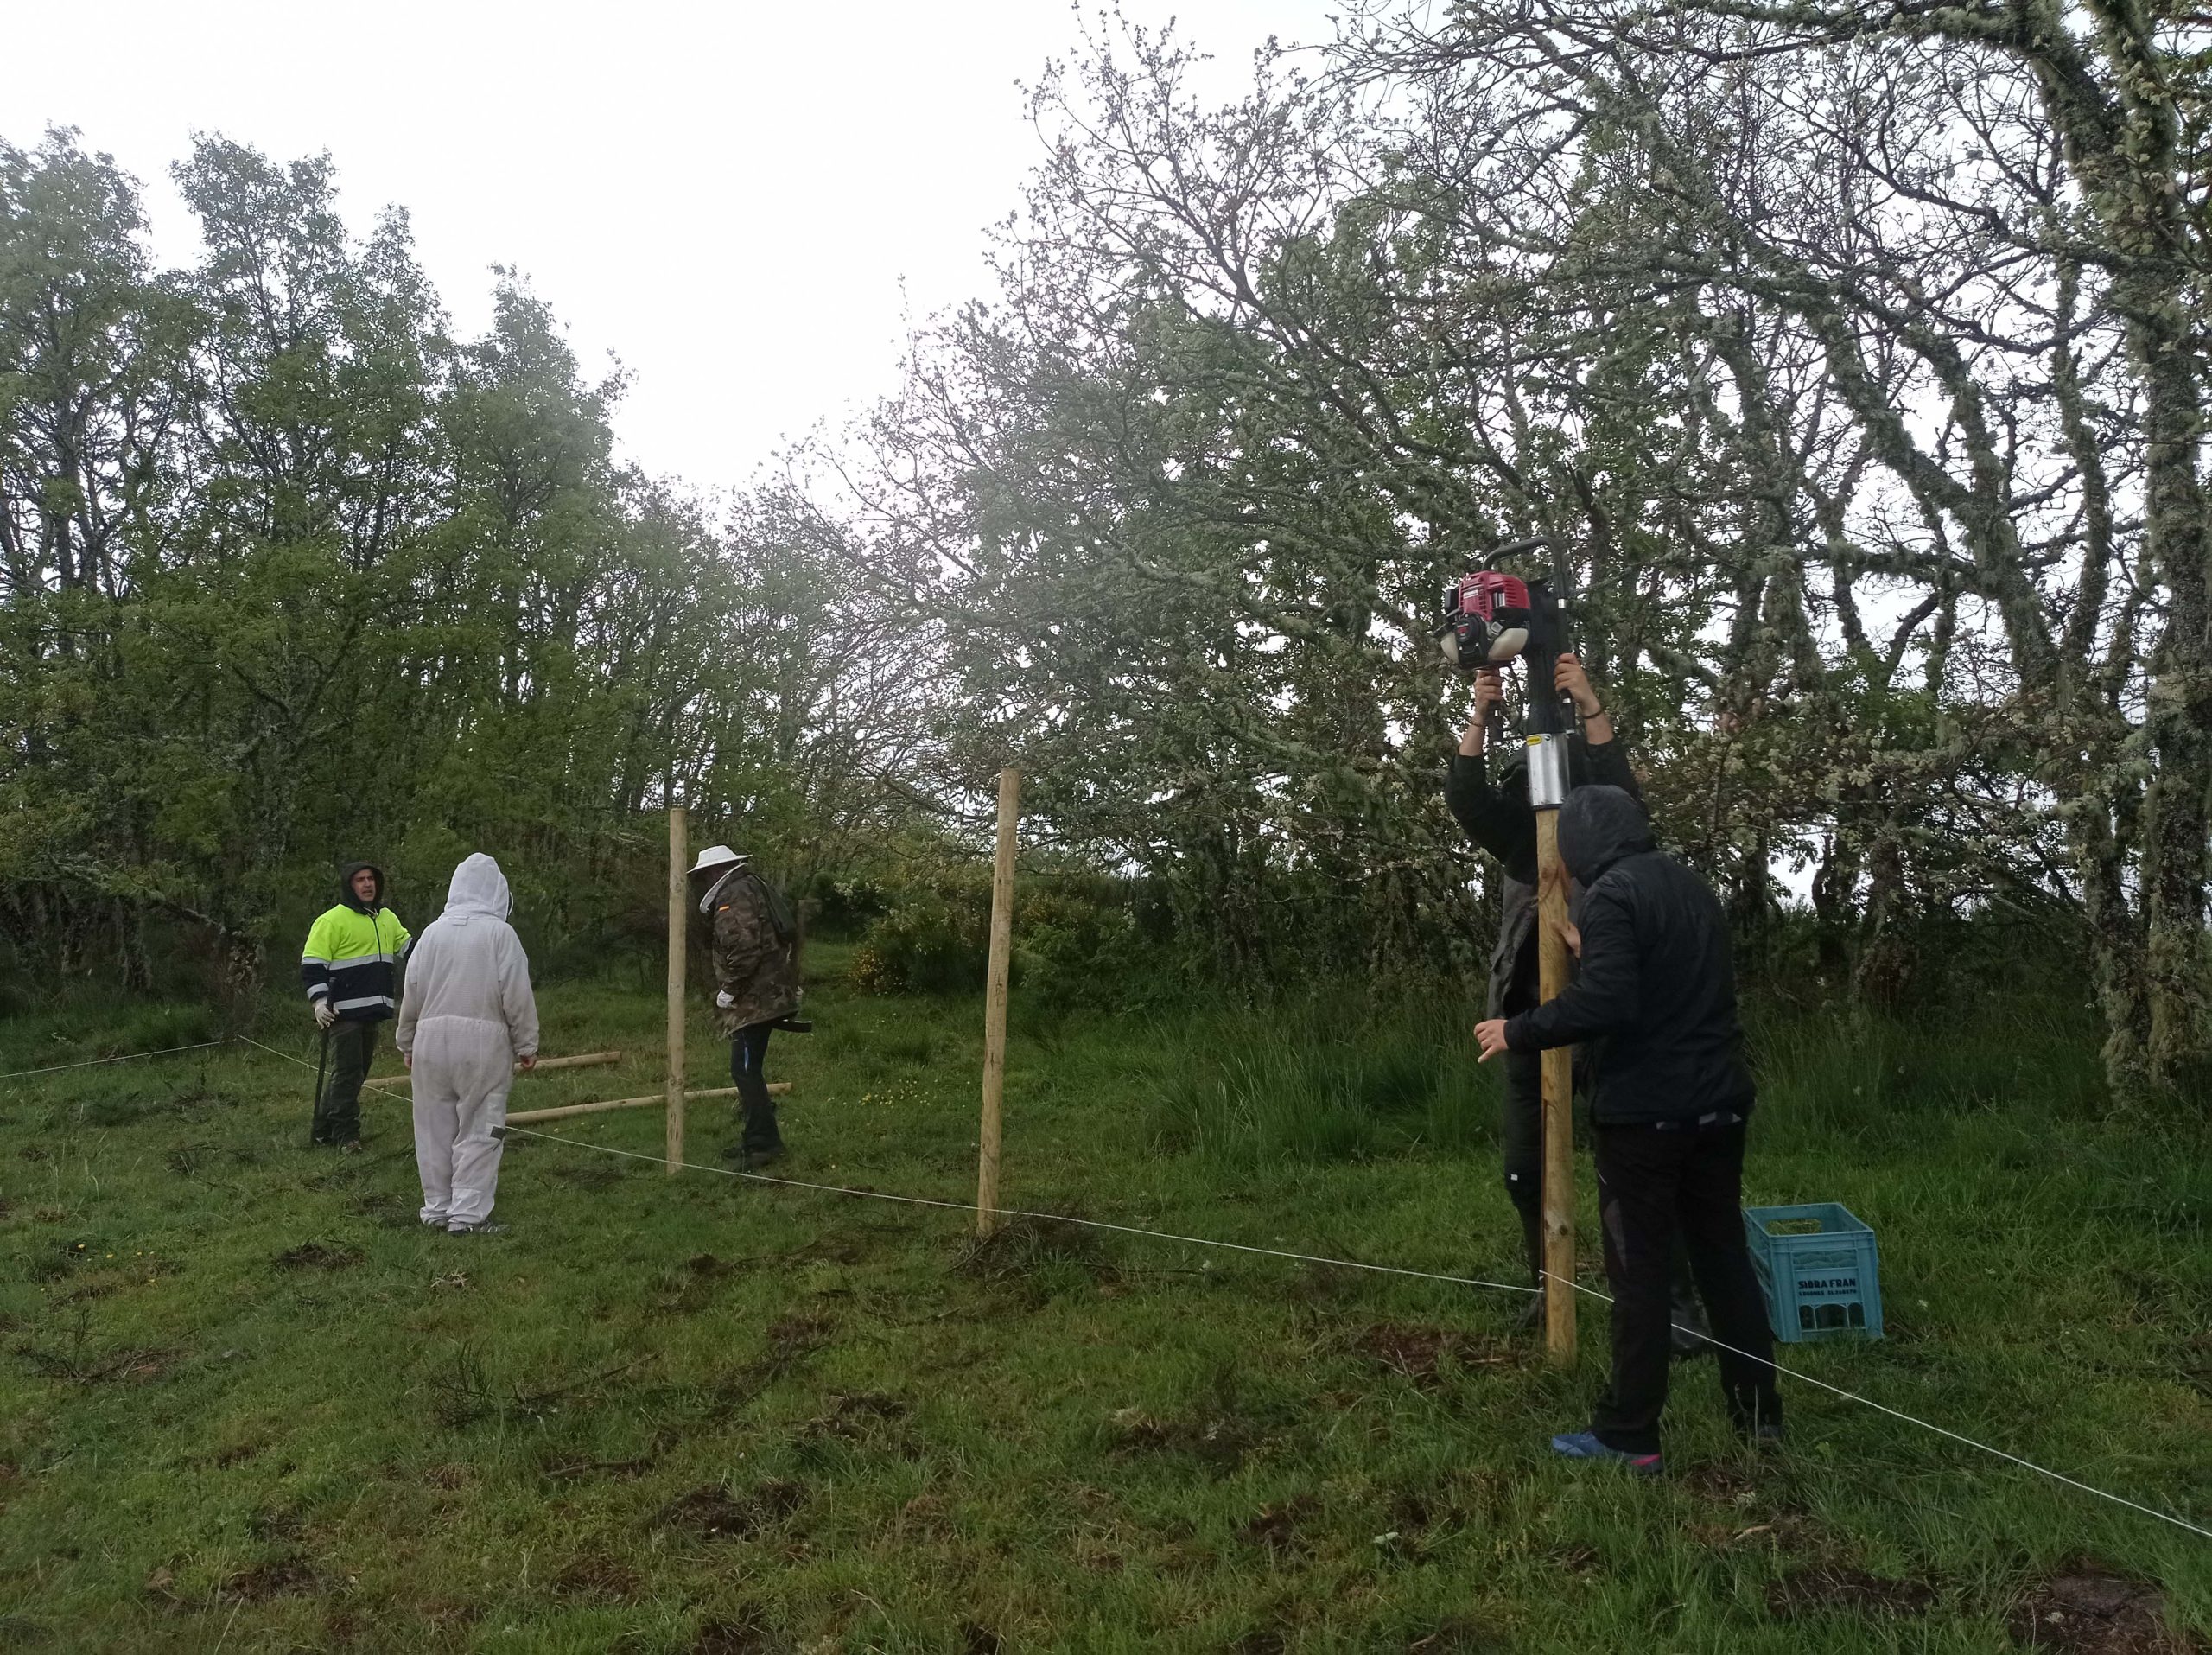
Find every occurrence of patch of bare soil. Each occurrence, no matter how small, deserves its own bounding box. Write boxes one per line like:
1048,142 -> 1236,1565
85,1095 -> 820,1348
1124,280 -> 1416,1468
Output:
1238,1496 -> 1319,1557
2008,1570 -> 2205,1653
763,1309 -> 834,1364
1681,1461 -> 1763,1503
655,1479 -> 805,1542
654,1251 -> 753,1314
16,1340 -> 176,1386
273,1241 -> 361,1270
321,1603 -> 365,1646
954,1215 -> 1115,1283
798,1391 -> 909,1444
550,1161 -> 623,1191
1345,1322 -> 1515,1388
348,1192 -> 417,1229
700,1312 -> 838,1418
1105,1406 -> 1258,1474
552,1552 -> 640,1602
1766,1566 -> 1937,1620
691,1615 -> 786,1655
541,1434 -> 668,1483
245,1505 -> 303,1541
782,1234 -> 866,1265
219,1553 -> 315,1601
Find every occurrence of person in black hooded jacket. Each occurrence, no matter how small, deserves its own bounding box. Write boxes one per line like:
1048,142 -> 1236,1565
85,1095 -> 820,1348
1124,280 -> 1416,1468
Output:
1474,786 -> 1781,1472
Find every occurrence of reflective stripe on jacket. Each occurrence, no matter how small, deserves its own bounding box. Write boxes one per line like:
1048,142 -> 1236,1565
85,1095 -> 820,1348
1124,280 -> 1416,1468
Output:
301,905 -> 413,1021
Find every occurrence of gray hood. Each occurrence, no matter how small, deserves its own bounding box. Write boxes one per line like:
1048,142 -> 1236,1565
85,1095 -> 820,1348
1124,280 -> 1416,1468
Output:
440,853 -> 512,928
1557,786 -> 1654,885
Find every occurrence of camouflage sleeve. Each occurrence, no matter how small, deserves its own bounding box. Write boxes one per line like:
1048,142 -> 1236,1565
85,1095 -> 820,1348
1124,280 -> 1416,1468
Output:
712,887 -> 777,992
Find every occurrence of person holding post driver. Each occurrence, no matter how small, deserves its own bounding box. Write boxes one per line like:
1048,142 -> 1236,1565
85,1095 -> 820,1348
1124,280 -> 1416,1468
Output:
1475,785 -> 1783,1473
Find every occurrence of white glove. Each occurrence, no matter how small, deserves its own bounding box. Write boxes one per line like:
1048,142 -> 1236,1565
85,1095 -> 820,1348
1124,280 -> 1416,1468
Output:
313,999 -> 338,1030
715,990 -> 734,1009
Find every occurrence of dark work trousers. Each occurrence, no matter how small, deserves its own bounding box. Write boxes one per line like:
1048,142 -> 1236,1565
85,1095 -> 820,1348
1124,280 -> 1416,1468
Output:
313,1018 -> 379,1144
1500,1045 -> 1548,1284
1499,1040 -> 1700,1312
729,1023 -> 784,1157
1589,1117 -> 1781,1454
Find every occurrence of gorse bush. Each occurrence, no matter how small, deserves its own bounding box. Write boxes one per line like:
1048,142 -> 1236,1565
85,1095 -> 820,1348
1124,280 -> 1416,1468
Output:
849,869 -> 1173,1006
850,887 -> 990,996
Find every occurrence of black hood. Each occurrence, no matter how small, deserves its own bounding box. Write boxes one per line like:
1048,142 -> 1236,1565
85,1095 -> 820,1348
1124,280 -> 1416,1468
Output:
339,861 -> 385,913
1557,786 -> 1654,884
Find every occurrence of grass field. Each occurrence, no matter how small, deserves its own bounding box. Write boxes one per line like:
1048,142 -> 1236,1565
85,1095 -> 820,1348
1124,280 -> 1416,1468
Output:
1,948 -> 2208,1652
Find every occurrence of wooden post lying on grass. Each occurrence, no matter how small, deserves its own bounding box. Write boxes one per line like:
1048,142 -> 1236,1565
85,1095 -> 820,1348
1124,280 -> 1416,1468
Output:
976,767 -> 1020,1237
1535,808 -> 1577,1367
507,1083 -> 790,1127
374,1051 -> 624,1090
667,805 -> 687,1176
517,1050 -> 623,1074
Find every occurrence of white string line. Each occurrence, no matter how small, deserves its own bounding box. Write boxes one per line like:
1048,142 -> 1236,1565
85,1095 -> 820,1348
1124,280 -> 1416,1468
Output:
1543,1270 -> 2212,1538
499,1123 -> 1539,1296
0,1038 -> 236,1082
79,1031 -> 2212,1541
503,1122 -> 2212,1542
235,1034 -> 410,1098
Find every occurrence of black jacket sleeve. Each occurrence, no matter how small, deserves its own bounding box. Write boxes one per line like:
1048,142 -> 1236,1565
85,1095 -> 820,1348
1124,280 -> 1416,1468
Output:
1581,735 -> 1641,801
1446,753 -> 1531,866
1502,884 -> 1640,1050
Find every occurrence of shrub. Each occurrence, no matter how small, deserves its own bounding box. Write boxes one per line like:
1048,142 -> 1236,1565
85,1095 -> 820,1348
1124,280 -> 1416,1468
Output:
845,859 -> 1180,1002
850,885 -> 992,995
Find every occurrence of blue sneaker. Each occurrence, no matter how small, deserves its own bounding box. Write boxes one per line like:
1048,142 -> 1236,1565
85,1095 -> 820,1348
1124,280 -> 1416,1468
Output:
1551,1431 -> 1662,1476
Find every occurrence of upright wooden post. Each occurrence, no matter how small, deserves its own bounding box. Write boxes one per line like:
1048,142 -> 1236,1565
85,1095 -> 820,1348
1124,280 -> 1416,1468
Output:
976,768 -> 1020,1236
666,805 -> 687,1176
1535,808 -> 1577,1365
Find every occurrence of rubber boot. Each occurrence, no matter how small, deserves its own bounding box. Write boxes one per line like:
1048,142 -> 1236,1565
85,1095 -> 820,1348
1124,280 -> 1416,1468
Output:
1512,1192 -> 1547,1334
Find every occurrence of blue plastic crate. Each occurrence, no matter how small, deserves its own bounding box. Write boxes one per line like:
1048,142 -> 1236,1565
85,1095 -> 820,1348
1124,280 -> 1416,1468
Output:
1744,1202 -> 1883,1342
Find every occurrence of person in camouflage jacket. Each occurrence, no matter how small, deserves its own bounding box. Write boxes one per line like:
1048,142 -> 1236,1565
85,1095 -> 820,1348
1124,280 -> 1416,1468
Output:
692,845 -> 800,1168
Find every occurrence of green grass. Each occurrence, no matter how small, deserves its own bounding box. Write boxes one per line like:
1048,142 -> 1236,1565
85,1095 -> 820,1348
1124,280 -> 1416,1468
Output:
1,957 -> 2208,1652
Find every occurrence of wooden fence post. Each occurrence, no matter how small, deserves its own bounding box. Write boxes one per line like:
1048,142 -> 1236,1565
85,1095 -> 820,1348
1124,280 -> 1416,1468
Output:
1536,806 -> 1577,1365
976,768 -> 1020,1235
667,805 -> 687,1175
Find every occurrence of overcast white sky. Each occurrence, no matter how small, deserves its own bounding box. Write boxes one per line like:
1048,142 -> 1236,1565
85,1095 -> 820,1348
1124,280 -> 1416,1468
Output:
7,1 -> 1344,495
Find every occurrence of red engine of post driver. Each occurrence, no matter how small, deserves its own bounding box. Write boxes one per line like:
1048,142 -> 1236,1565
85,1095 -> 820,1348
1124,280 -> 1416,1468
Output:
1440,570 -> 1533,668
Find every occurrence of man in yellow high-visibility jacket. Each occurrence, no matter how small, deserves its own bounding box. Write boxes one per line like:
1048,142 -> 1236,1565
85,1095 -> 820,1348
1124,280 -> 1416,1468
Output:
300,861 -> 412,1151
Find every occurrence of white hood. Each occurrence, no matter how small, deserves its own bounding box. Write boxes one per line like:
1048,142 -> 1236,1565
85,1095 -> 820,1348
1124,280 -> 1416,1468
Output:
441,853 -> 512,927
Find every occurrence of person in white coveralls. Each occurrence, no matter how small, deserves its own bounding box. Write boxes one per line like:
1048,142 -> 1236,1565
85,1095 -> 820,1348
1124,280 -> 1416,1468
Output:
395,853 -> 539,1234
